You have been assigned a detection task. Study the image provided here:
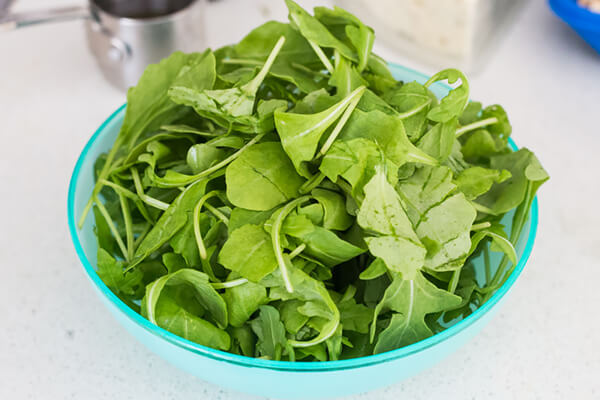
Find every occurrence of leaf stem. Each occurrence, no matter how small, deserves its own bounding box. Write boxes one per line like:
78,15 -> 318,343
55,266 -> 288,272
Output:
115,178 -> 134,261
94,195 -> 128,261
448,270 -> 460,293
211,278 -> 248,290
134,223 -> 151,248
405,150 -> 438,166
193,191 -> 223,260
97,178 -> 150,253
318,86 -> 366,157
481,183 -> 533,298
201,250 -> 219,282
271,195 -> 312,293
336,178 -> 363,206
243,36 -> 286,94
396,99 -> 432,119
471,202 -> 495,214
204,204 -> 229,226
134,199 -> 154,226
308,40 -> 334,74
130,168 -> 170,210
221,58 -> 264,66
483,244 -> 491,284
456,117 -> 498,138
98,179 -> 138,200
78,137 -> 124,228
288,243 -> 306,260
471,222 -> 492,231
289,313 -> 340,348
163,133 -> 265,188
160,124 -> 221,137
199,134 -> 264,176
291,63 -> 329,78
299,172 -> 325,194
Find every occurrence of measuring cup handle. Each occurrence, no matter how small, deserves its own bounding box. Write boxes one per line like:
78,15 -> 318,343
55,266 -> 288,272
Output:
0,6 -> 89,31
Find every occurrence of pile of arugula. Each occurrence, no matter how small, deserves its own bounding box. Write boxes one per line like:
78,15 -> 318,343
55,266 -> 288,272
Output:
79,0 -> 548,361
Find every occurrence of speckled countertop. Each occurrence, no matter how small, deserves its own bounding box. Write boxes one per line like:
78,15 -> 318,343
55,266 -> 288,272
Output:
0,0 -> 598,399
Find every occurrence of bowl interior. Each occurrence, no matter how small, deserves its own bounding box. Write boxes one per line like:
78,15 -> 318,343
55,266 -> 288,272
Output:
68,63 -> 538,371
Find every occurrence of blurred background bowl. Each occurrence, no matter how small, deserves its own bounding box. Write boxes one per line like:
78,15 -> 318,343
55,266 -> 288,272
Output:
549,0 -> 600,53
68,63 -> 540,399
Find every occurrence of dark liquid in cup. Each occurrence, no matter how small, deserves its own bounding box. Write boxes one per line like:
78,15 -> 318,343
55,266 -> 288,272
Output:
93,0 -> 195,19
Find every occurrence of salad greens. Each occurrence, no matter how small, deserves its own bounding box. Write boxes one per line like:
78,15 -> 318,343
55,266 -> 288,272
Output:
80,0 -> 548,361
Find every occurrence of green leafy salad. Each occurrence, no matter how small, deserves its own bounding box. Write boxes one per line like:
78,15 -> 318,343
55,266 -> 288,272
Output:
79,0 -> 548,361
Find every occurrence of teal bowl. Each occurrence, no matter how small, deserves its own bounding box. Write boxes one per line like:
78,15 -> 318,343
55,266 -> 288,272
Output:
68,64 -> 539,399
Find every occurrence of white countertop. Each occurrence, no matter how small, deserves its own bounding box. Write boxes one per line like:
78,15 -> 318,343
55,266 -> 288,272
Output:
1,0 -> 599,399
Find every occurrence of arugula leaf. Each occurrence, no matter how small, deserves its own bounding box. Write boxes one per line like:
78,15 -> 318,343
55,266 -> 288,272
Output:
119,50 -> 217,151
296,343 -> 328,361
425,69 -> 470,123
329,56 -> 367,97
225,142 -> 305,211
168,86 -> 285,135
320,138 -> 399,199
219,224 -> 278,282
359,258 -> 387,280
206,37 -> 286,117
275,86 -> 366,176
358,166 -> 426,278
224,279 -> 268,327
228,207 -> 274,233
170,36 -> 285,126
383,81 -> 433,141
313,6 -> 373,71
459,101 -> 482,125
264,264 -> 340,348
292,89 -> 338,114
250,305 -> 290,360
229,325 -> 256,357
460,129 -> 504,163
169,217 -> 202,268
142,269 -> 228,328
366,53 -> 394,80
186,144 -> 228,174
373,272 -> 461,352
469,225 -> 517,265
339,108 -> 438,167
311,188 -> 353,230
454,166 -> 511,200
476,149 -> 549,215
154,295 -> 231,350
97,248 -> 143,297
114,132 -> 196,174
93,206 -> 118,256
417,118 -> 458,162
481,105 -> 512,137
285,0 -> 355,61
292,225 -> 365,267
396,166 -> 477,271
233,21 -> 324,93
280,300 -> 310,334
129,179 -> 207,270
333,286 -> 372,334
345,24 -> 374,73
162,253 -> 186,273
415,193 -> 477,271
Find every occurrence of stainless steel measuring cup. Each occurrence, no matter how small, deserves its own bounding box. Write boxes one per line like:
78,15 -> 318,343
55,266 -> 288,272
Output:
0,0 -> 205,90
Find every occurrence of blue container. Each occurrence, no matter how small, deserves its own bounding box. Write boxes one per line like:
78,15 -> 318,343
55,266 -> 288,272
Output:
68,64 -> 539,399
549,0 -> 600,54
